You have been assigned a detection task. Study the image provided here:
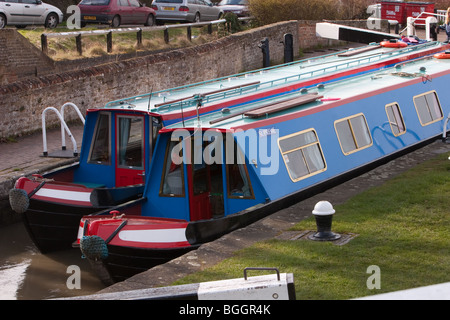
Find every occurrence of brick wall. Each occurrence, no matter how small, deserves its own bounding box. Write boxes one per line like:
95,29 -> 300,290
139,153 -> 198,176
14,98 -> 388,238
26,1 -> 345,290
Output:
0,21 -> 299,139
0,29 -> 55,85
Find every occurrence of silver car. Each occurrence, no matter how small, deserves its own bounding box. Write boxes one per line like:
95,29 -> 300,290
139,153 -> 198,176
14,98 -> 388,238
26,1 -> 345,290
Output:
0,0 -> 64,29
151,0 -> 223,24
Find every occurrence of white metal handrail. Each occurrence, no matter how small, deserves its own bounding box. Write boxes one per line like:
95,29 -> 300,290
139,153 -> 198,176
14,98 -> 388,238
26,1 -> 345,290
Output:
60,102 -> 85,151
42,102 -> 84,157
443,112 -> 450,142
400,11 -> 439,34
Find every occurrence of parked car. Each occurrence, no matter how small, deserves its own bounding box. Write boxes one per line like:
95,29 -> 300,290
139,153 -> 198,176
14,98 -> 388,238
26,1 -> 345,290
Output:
78,0 -> 156,28
217,0 -> 249,17
151,0 -> 223,24
0,0 -> 63,29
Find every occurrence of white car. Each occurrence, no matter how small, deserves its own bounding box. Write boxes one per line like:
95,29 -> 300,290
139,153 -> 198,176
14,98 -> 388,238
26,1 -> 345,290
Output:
218,0 -> 249,17
0,0 -> 64,29
151,0 -> 223,24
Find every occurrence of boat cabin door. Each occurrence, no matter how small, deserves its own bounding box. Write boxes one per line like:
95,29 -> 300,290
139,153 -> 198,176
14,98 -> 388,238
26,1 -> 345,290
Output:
187,137 -> 224,221
115,114 -> 145,187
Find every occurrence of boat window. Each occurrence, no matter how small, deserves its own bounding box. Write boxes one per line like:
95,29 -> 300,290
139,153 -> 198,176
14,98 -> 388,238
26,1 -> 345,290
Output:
278,129 -> 326,182
88,113 -> 111,165
413,91 -> 443,126
385,103 -> 406,136
117,116 -> 144,169
335,113 -> 372,155
160,139 -> 184,197
226,142 -> 254,199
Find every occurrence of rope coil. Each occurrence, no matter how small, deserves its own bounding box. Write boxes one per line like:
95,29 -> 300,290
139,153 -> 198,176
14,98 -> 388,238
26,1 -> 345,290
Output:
80,235 -> 109,260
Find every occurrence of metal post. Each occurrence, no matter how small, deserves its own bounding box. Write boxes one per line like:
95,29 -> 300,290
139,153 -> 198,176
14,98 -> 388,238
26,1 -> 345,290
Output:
107,31 -> 113,53
187,26 -> 192,41
164,28 -> 169,44
137,28 -> 143,49
41,34 -> 48,55
258,37 -> 270,68
283,33 -> 293,63
76,34 -> 82,55
425,16 -> 438,41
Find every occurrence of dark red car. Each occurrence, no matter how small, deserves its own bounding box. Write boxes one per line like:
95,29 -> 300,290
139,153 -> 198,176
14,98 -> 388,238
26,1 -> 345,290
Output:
79,0 -> 156,28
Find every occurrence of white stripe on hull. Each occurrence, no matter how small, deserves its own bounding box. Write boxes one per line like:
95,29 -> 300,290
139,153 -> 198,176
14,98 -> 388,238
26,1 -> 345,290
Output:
118,228 -> 187,243
35,188 -> 91,203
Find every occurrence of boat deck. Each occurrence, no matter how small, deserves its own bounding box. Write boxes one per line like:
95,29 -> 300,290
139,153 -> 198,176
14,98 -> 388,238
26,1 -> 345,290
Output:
163,55 -> 450,131
102,42 -> 444,115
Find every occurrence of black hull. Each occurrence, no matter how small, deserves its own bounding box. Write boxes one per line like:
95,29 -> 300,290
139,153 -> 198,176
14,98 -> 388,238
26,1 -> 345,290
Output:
19,185 -> 145,253
22,201 -> 104,253
93,245 -> 198,285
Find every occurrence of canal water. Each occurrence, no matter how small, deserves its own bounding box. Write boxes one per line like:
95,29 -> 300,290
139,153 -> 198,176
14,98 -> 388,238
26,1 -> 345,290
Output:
0,222 -> 106,300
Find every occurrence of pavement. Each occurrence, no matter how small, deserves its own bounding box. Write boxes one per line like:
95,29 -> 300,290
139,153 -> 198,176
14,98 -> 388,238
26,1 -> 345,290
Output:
0,124 -> 84,224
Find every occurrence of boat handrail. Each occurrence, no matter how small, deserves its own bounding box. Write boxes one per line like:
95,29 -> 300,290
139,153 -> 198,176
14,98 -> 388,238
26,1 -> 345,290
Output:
154,42 -> 439,112
102,44 -> 392,109
42,102 -> 83,157
104,42 -> 438,111
153,81 -> 261,109
103,47 -> 359,109
443,112 -> 450,142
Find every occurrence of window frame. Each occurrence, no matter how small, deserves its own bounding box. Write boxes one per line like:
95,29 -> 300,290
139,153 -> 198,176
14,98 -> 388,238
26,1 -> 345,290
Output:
385,102 -> 406,137
334,113 -> 373,155
278,128 -> 327,183
88,112 -> 111,165
116,114 -> 145,170
159,138 -> 185,197
225,143 -> 255,199
413,90 -> 444,126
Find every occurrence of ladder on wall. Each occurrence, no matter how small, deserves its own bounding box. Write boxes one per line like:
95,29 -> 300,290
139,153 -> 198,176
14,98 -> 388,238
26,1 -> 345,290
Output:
42,102 -> 85,158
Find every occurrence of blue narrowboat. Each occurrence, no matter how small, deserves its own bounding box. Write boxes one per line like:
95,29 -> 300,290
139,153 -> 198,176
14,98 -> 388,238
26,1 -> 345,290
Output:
76,43 -> 450,284
11,40 -> 443,253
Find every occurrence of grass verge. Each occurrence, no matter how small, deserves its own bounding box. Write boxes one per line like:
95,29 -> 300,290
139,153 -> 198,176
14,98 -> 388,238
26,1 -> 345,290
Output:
18,25 -> 226,60
172,152 -> 450,299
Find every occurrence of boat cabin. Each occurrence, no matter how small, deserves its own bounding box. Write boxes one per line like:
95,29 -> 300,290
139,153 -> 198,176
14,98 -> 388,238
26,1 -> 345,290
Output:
138,54 -> 450,227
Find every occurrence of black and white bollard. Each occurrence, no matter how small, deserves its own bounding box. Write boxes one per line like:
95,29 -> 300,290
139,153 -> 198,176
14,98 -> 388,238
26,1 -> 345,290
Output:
308,201 -> 341,241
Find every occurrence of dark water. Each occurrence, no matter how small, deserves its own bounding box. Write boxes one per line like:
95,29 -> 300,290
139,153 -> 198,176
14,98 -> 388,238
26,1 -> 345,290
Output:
0,222 -> 106,300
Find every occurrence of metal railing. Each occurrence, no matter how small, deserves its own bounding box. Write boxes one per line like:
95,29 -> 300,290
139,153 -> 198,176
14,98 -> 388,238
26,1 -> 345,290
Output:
41,17 -> 251,56
400,11 -> 442,35
42,102 -> 84,157
142,41 -> 439,112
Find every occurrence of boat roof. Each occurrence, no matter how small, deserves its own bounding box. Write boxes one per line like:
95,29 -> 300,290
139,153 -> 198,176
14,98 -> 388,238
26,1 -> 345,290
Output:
161,54 -> 450,132
98,41 -> 445,115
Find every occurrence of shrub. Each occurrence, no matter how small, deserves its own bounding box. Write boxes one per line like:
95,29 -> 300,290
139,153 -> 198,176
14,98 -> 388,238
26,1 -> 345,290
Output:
248,0 -> 373,25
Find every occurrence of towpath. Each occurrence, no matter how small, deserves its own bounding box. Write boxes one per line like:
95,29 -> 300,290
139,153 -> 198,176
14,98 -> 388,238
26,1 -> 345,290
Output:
0,124 -> 84,224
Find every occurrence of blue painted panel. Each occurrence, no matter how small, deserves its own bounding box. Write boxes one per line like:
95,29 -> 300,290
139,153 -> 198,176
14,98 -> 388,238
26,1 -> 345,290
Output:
142,133 -> 190,221
73,111 -> 116,188
240,75 -> 450,202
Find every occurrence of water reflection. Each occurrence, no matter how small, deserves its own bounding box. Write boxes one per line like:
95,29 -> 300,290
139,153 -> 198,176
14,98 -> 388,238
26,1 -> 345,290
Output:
0,223 -> 105,300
